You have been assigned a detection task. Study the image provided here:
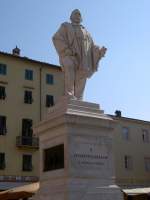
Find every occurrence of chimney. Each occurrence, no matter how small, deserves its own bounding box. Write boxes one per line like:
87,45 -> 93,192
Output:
115,110 -> 122,117
12,46 -> 20,56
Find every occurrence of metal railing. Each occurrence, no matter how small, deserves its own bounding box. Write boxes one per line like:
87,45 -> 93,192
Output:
16,136 -> 39,149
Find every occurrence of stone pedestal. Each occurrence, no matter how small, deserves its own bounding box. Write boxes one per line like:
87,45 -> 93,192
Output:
34,97 -> 123,200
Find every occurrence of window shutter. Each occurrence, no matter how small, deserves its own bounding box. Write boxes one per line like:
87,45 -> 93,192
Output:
28,119 -> 33,136
0,116 -> 6,135
2,116 -> 6,134
0,86 -> 6,100
46,95 -> 54,107
22,119 -> 27,136
0,153 -> 5,169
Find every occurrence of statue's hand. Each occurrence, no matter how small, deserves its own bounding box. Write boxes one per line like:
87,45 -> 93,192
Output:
99,46 -> 107,58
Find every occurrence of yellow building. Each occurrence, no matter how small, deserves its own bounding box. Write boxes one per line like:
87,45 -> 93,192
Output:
112,111 -> 150,188
0,47 -> 64,190
0,48 -> 150,195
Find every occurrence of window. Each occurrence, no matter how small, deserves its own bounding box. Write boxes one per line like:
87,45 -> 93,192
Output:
0,63 -> 7,75
0,116 -> 7,135
0,153 -> 5,170
142,129 -> 149,143
22,119 -> 33,137
0,86 -> 6,100
24,90 -> 33,104
124,155 -> 133,170
122,127 -> 129,140
22,155 -> 32,171
128,196 -> 133,200
25,69 -> 33,80
46,74 -> 54,85
46,95 -> 54,107
43,144 -> 64,171
145,157 -> 150,172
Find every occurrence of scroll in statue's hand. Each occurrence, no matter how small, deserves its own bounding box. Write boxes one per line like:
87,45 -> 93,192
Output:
64,49 -> 73,56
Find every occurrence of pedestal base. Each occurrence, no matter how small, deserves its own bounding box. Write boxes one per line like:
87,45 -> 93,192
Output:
34,179 -> 123,200
33,97 -> 123,200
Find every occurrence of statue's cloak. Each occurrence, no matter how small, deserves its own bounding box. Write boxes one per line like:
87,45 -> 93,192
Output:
52,22 -> 100,78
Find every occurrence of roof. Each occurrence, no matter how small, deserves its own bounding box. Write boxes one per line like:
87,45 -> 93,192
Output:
109,115 -> 150,125
0,182 -> 39,200
0,51 -> 61,70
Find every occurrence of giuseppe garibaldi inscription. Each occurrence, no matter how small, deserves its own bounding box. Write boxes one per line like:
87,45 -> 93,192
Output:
52,9 -> 107,100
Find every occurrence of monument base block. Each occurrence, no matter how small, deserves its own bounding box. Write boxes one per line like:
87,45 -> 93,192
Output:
34,97 -> 123,200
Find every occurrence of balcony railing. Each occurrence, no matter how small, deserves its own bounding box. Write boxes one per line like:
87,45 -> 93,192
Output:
16,136 -> 39,149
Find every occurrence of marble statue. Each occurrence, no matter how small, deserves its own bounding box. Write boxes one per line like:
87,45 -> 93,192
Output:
52,9 -> 107,100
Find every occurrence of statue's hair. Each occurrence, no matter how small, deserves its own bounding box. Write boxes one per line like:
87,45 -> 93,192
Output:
70,9 -> 82,23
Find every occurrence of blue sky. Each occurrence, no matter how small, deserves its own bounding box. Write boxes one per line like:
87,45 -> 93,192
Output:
0,0 -> 150,121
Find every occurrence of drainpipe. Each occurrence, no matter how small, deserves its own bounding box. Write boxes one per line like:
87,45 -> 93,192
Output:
39,67 -> 42,121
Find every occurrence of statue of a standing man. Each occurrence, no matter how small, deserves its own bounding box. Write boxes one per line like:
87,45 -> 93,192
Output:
52,9 -> 107,100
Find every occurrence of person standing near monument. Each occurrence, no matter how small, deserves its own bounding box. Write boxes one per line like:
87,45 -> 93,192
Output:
52,9 -> 107,100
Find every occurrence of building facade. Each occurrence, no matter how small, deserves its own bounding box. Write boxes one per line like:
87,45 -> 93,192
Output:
0,48 -> 150,193
112,113 -> 150,188
0,48 -> 64,190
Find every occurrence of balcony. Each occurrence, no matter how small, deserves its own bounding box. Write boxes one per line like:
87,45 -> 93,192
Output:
16,136 -> 39,149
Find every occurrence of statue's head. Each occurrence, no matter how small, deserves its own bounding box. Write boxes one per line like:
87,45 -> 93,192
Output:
70,9 -> 82,24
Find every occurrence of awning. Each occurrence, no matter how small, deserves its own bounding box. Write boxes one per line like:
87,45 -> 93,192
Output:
0,182 -> 39,200
123,187 -> 150,195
